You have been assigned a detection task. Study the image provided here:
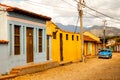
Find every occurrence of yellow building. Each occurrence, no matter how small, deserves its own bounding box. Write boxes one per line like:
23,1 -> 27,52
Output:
84,31 -> 100,42
46,21 -> 82,62
84,32 -> 101,56
46,21 -> 101,62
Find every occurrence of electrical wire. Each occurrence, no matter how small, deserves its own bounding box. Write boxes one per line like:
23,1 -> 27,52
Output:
85,5 -> 120,21
61,0 -> 120,26
28,0 -> 77,12
25,0 -> 81,31
61,0 -> 77,8
2,0 -> 120,27
29,0 -> 74,9
74,16 -> 79,33
73,0 -> 120,22
84,11 -> 103,19
84,11 -> 120,24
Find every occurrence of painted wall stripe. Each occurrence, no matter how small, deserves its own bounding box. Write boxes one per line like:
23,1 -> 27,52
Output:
7,16 -> 45,27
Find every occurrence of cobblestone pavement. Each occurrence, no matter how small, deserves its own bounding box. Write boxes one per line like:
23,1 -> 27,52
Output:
12,53 -> 120,80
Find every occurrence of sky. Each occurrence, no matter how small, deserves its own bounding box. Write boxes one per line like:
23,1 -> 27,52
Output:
0,0 -> 120,28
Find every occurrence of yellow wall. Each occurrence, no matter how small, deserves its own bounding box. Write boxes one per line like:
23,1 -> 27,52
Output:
92,43 -> 96,55
84,42 -> 87,55
46,21 -> 56,35
84,31 -> 101,56
46,21 -> 101,62
46,21 -> 82,62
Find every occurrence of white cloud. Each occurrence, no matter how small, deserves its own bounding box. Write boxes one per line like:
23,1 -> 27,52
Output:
1,0 -> 120,28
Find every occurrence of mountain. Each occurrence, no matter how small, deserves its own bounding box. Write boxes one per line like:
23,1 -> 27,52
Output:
56,23 -> 80,33
87,25 -> 120,37
56,23 -> 120,37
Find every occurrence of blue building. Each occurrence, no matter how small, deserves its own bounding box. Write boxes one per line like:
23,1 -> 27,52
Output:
0,4 -> 51,75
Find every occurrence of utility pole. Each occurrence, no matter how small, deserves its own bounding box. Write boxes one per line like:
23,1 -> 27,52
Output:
103,19 -> 107,49
78,0 -> 85,62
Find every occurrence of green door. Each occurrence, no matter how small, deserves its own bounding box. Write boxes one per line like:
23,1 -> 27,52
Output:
88,42 -> 92,55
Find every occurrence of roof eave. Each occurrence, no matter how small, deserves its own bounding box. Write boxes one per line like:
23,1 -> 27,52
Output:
0,3 -> 51,20
7,7 -> 51,20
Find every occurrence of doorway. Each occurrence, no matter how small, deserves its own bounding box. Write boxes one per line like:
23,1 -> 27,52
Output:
60,33 -> 63,61
47,35 -> 50,60
26,27 -> 34,63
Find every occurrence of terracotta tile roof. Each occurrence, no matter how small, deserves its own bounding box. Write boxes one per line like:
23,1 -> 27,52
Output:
0,40 -> 9,44
0,3 -> 51,20
115,43 -> 120,45
84,35 -> 97,42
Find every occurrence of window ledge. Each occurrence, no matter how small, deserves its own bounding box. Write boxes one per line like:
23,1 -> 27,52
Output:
0,40 -> 9,44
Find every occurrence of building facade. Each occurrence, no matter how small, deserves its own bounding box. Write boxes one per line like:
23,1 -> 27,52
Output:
84,32 -> 101,56
110,43 -> 120,52
46,21 -> 82,62
46,21 -> 101,62
84,35 -> 100,56
0,4 -> 51,75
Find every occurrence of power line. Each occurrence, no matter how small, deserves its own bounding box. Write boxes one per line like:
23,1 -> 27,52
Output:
28,0 -> 77,12
73,0 -> 120,22
3,0 -> 120,27
29,0 -> 74,9
28,0 -> 82,30
61,0 -> 77,8
107,20 -> 120,24
60,0 -> 82,34
83,11 -> 103,20
74,16 -> 79,33
84,11 -> 120,25
85,5 -> 120,21
61,0 -> 120,26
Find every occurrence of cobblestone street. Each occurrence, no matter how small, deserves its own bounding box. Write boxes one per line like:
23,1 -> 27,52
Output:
12,53 -> 120,80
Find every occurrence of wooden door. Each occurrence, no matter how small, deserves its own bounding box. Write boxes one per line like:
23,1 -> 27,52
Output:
47,35 -> 50,60
26,27 -> 33,63
60,33 -> 63,61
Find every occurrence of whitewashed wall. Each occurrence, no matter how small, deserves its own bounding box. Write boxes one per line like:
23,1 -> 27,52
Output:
0,7 -> 8,40
0,43 -> 27,75
0,44 -> 9,75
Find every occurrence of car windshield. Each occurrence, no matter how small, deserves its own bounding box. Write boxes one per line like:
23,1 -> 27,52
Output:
100,50 -> 108,52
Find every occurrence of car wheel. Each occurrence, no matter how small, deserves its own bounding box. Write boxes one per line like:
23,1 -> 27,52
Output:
110,56 -> 112,59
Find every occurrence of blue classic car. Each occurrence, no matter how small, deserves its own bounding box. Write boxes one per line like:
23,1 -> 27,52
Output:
98,49 -> 112,58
